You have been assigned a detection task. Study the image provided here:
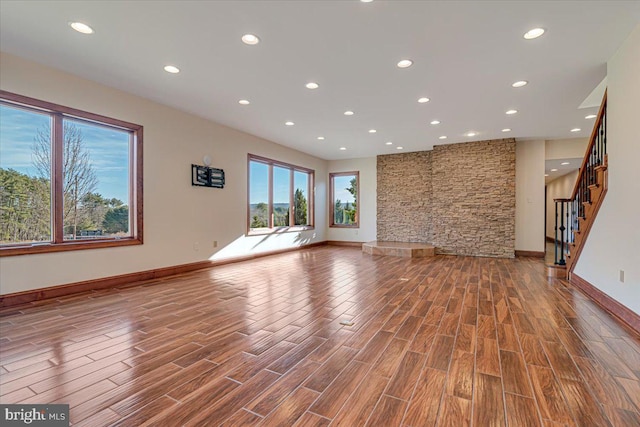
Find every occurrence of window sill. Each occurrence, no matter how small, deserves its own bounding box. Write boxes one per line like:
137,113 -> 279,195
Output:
330,224 -> 360,229
0,237 -> 142,257
247,225 -> 315,236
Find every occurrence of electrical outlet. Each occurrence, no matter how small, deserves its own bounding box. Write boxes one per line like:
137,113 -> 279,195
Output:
619,270 -> 625,283
212,240 -> 218,248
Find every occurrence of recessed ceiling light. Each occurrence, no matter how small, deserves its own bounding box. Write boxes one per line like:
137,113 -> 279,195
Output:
361,0 -> 374,2
502,128 -> 511,132
339,147 -> 347,151
397,59 -> 413,68
397,146 -> 404,150
570,128 -> 581,132
524,28 -> 545,40
512,80 -> 528,88
466,132 -> 477,137
238,99 -> 250,105
369,129 -> 377,133
70,22 -> 94,34
439,136 -> 447,140
344,111 -> 354,116
430,120 -> 441,125
561,162 -> 570,165
585,114 -> 597,119
418,97 -> 430,103
305,82 -> 319,89
551,168 -> 558,172
241,34 -> 260,45
317,136 -> 325,140
385,141 -> 393,145
506,109 -> 518,115
163,65 -> 180,74
545,174 -> 549,177
285,121 -> 295,126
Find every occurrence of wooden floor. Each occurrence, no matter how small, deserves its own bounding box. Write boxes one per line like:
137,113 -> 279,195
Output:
1,247 -> 640,426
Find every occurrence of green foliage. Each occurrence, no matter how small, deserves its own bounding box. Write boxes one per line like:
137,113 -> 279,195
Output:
274,206 -> 289,227
0,168 -> 50,243
250,202 -> 268,228
294,188 -> 307,225
103,205 -> 129,234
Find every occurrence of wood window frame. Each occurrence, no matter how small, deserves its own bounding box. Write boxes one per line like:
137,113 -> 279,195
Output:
247,154 -> 314,235
329,171 -> 359,228
0,90 -> 143,256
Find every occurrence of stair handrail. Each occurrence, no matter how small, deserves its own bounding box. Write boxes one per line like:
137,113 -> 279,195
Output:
570,90 -> 607,201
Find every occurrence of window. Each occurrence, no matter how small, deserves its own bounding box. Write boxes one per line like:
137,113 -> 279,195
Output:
248,154 -> 314,233
0,91 -> 143,256
330,171 -> 359,228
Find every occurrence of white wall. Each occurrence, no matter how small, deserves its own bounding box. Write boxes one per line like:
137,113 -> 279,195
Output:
574,25 -> 640,315
545,171 -> 579,239
0,52 -> 328,295
515,140 -> 545,253
327,157 -> 377,242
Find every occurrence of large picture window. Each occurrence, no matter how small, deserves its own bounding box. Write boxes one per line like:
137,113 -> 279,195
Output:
248,154 -> 314,233
330,171 -> 359,228
0,91 -> 143,256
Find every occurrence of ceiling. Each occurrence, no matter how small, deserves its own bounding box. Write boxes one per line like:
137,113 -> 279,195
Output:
545,158 -> 582,184
1,1 -> 639,160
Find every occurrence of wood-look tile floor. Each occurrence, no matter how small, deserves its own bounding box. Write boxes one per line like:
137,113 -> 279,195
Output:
1,246 -> 640,426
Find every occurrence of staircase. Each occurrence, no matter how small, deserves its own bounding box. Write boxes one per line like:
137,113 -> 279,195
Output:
552,91 -> 608,279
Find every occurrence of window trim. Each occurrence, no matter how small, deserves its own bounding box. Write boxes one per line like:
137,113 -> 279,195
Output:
247,154 -> 314,235
0,90 -> 143,256
330,171 -> 359,228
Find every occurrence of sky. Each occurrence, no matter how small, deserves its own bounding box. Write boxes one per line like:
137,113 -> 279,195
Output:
0,104 -> 130,202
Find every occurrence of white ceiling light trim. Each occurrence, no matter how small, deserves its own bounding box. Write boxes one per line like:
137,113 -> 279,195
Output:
506,109 -> 518,115
430,120 -> 440,125
585,114 -> 597,119
241,34 -> 260,45
418,97 -> 430,103
524,28 -> 545,39
305,82 -> 319,89
163,65 -> 180,74
285,121 -> 295,126
344,110 -> 354,116
69,22 -> 94,34
317,136 -> 325,140
570,128 -> 581,132
238,99 -> 250,105
512,80 -> 528,88
397,59 -> 413,68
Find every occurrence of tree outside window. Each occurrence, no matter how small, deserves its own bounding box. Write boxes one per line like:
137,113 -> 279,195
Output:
248,155 -> 314,233
0,91 -> 142,256
330,172 -> 359,228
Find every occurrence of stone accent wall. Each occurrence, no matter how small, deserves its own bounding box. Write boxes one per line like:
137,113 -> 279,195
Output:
377,151 -> 433,243
376,138 -> 516,258
431,139 -> 516,257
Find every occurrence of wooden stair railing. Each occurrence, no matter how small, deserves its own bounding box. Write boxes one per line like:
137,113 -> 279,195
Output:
558,90 -> 608,278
